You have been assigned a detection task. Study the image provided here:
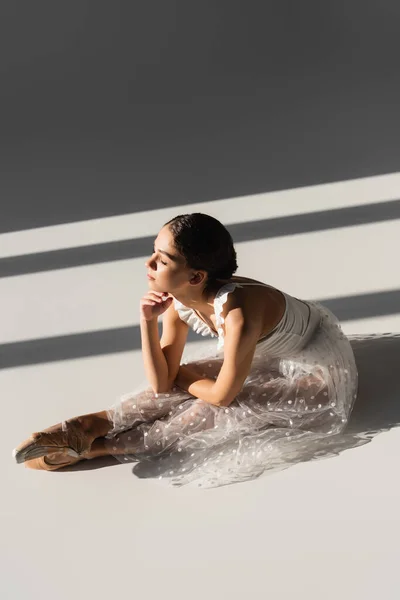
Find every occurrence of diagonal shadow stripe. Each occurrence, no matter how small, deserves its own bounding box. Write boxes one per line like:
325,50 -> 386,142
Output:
1,199 -> 400,278
1,289 -> 399,370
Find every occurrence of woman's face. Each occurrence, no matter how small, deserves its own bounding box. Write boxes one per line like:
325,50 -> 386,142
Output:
145,226 -> 193,294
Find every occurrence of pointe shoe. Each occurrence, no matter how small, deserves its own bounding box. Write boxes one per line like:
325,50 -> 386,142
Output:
13,421 -> 93,465
24,455 -> 83,471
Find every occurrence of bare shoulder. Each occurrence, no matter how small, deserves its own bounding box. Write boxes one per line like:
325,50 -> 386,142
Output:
220,277 -> 286,338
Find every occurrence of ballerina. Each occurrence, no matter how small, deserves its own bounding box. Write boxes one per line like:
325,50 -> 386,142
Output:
13,213 -> 358,488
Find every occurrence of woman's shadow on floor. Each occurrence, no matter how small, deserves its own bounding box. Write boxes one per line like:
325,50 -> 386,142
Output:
346,333 -> 400,436
68,333 -> 400,478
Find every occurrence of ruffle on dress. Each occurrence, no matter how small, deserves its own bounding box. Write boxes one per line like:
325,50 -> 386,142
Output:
174,282 -> 238,352
173,300 -> 217,339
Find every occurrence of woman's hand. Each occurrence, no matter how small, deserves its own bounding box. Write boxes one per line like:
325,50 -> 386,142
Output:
140,291 -> 173,322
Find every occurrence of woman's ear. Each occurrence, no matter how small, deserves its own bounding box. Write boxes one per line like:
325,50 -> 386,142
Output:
190,271 -> 206,285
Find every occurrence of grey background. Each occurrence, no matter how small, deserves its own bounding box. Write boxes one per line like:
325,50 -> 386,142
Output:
1,0 -> 400,232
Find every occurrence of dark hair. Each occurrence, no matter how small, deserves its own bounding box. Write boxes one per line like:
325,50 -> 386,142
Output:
164,213 -> 238,295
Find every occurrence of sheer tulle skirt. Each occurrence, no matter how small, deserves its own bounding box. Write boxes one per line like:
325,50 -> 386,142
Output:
104,303 -> 358,488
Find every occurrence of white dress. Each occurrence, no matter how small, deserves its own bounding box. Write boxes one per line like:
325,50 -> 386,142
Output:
104,282 -> 358,488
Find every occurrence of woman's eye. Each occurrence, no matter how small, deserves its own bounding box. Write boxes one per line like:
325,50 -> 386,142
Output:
153,249 -> 167,266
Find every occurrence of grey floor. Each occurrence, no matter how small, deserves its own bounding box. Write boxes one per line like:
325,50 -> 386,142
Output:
2,173 -> 400,599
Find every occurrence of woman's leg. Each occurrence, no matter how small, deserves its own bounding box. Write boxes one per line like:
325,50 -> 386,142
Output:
45,410 -> 113,438
14,384 -> 192,465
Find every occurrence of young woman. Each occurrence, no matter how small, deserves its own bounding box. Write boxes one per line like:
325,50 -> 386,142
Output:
13,213 -> 358,488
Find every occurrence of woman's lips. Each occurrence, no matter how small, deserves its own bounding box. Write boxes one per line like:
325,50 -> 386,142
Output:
147,274 -> 155,280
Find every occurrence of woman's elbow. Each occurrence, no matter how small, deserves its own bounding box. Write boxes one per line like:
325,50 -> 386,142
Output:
152,380 -> 176,395
213,390 -> 235,407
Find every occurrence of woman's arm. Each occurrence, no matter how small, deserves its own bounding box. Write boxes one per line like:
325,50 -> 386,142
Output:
140,318 -> 170,394
140,293 -> 189,394
175,306 -> 260,406
174,364 -> 218,403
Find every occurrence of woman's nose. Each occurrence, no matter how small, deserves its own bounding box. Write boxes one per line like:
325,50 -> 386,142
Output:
145,256 -> 155,270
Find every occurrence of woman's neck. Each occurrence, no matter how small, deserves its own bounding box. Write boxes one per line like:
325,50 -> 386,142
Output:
172,279 -> 230,313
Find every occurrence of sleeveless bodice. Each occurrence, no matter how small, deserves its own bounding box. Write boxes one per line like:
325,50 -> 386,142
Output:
173,282 -> 321,356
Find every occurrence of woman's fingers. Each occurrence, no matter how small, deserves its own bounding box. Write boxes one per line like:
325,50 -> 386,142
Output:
144,293 -> 171,306
146,291 -> 168,302
140,291 -> 172,320
142,295 -> 160,306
